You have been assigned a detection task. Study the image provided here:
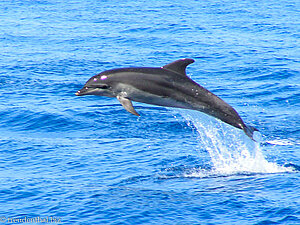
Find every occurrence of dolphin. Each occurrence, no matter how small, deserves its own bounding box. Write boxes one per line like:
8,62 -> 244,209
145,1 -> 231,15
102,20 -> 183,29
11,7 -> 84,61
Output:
76,58 -> 258,139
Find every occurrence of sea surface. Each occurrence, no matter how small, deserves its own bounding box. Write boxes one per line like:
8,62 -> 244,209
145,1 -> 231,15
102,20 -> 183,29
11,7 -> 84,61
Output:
0,0 -> 299,224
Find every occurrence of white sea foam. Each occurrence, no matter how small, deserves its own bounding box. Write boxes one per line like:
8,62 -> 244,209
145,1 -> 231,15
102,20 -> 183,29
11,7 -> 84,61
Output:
266,139 -> 299,146
177,110 -> 292,176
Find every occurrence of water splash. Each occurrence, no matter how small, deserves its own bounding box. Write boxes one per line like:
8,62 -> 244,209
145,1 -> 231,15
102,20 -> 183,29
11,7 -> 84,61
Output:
177,109 -> 292,176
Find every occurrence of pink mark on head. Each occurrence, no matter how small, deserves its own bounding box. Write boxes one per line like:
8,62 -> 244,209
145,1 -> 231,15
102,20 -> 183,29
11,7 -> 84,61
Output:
101,75 -> 108,80
93,78 -> 98,81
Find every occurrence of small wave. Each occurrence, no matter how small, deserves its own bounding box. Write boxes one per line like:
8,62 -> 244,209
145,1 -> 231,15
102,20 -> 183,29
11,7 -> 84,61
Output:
0,107 -> 88,132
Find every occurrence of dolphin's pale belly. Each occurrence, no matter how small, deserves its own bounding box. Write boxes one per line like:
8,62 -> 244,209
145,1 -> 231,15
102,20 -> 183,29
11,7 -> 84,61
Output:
117,84 -> 246,131
132,93 -> 191,109
117,84 -> 200,110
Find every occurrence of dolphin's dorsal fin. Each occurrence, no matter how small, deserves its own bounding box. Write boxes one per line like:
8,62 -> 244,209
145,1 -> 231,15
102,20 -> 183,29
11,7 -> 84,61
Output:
162,58 -> 195,76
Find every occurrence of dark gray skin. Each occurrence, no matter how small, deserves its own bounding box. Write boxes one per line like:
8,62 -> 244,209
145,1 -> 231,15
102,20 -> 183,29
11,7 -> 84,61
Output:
76,58 -> 257,139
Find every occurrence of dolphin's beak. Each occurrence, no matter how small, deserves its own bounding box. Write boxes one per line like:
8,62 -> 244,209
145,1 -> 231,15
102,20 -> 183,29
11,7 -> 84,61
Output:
75,86 -> 97,96
75,90 -> 83,96
75,87 -> 89,96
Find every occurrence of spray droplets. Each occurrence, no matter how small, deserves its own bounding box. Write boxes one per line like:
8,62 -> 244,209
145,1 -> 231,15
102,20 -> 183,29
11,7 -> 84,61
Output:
177,109 -> 290,175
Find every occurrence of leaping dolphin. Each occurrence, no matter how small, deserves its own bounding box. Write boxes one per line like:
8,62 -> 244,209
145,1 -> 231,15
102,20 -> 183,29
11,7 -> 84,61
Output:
76,58 -> 258,139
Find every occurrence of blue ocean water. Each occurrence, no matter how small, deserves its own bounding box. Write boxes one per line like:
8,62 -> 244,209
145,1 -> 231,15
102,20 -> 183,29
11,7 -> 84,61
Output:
0,0 -> 299,224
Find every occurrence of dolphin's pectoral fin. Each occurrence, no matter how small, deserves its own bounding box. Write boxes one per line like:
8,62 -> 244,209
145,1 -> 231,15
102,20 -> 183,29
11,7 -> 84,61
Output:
117,96 -> 140,116
162,58 -> 195,76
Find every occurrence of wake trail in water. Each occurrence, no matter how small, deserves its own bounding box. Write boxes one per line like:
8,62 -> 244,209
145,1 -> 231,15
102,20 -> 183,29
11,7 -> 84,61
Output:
177,110 -> 293,177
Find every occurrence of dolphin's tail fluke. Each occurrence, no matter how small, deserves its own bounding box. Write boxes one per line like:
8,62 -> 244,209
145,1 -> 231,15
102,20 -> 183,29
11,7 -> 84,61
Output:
243,124 -> 259,141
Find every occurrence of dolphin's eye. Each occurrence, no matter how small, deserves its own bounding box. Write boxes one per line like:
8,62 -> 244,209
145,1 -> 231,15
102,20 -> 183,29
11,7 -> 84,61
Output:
99,84 -> 109,89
